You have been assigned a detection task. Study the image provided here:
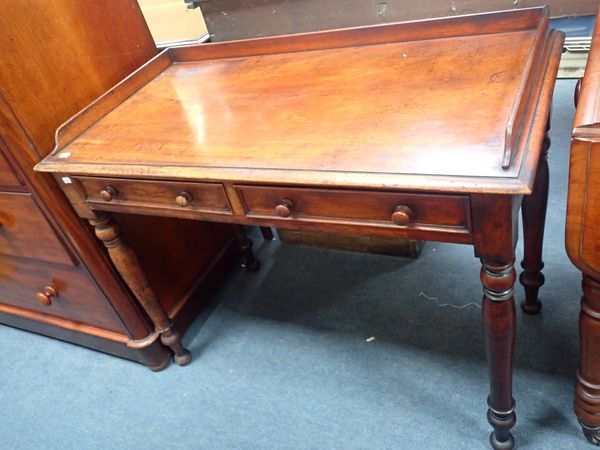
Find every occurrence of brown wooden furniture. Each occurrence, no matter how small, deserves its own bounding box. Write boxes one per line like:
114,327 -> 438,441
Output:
0,0 -> 237,370
567,7 -> 600,444
36,7 -> 563,449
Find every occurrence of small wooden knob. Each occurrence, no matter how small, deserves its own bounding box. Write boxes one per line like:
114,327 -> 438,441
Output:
391,205 -> 413,226
100,185 -> 117,202
275,199 -> 293,218
175,191 -> 193,207
36,286 -> 57,306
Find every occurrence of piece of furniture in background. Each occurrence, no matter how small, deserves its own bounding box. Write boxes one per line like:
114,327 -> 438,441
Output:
277,229 -> 423,258
0,0 -> 236,370
197,0 -> 595,41
137,0 -> 209,47
36,8 -> 563,448
567,8 -> 600,444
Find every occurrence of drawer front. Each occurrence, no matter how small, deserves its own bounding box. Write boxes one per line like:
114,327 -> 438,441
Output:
0,151 -> 21,187
236,185 -> 471,234
0,192 -> 73,265
0,255 -> 126,332
75,177 -> 231,214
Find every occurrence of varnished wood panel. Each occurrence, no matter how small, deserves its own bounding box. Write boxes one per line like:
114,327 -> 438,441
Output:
0,308 -> 168,367
37,9 -> 564,198
580,143 -> 600,274
0,0 -> 158,157
44,30 -> 534,179
566,140 -> 598,275
115,214 -> 234,315
237,185 -> 471,235
76,176 -> 231,215
0,192 -> 73,265
0,148 -> 21,188
0,255 -> 126,333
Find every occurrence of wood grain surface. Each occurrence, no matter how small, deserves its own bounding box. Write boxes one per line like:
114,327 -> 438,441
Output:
37,8 -> 563,196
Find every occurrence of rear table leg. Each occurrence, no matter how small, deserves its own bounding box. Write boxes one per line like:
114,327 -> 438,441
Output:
234,225 -> 260,272
260,227 -> 274,240
520,117 -> 550,314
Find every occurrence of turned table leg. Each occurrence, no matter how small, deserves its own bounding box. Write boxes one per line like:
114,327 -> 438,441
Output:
575,274 -> 600,444
259,226 -> 274,240
481,260 -> 517,450
520,118 -> 550,314
233,225 -> 260,272
89,212 -> 192,366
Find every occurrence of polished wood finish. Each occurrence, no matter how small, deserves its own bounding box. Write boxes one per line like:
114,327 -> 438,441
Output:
35,286 -> 58,306
0,255 -> 126,331
0,150 -> 22,188
36,8 -> 563,448
567,8 -> 600,443
0,1 -> 157,157
482,261 -> 517,450
175,191 -> 192,207
391,206 -> 413,227
100,185 -> 118,202
41,9 -> 560,196
275,199 -> 293,218
76,176 -> 231,214
0,1 -> 236,369
520,118 -> 551,314
0,192 -> 73,265
88,213 -> 191,365
235,185 -> 472,242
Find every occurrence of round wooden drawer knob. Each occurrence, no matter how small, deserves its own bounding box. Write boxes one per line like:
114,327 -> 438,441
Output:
176,191 -> 193,207
275,199 -> 293,218
100,185 -> 118,202
391,205 -> 413,226
36,286 -> 58,306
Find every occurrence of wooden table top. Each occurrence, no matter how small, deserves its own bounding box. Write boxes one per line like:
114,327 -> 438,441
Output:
37,7 -> 563,194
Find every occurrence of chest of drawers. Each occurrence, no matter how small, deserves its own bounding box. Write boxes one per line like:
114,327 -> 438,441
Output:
0,1 -> 237,370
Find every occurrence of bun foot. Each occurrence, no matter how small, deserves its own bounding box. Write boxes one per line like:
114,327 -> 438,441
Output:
148,356 -> 170,372
487,407 -> 516,450
581,421 -> 600,445
173,349 -> 192,366
234,225 -> 260,272
490,431 -> 515,450
242,258 -> 261,272
520,298 -> 542,314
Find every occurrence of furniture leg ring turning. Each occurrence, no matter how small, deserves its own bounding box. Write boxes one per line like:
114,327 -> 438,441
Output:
89,212 -> 192,366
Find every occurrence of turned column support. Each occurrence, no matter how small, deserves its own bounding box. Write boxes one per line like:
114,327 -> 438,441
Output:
576,274 -> 600,444
89,212 -> 192,367
233,225 -> 260,272
259,226 -> 274,240
520,115 -> 550,314
481,260 -> 517,450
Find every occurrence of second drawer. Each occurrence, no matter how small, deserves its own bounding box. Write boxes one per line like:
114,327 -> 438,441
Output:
236,185 -> 471,234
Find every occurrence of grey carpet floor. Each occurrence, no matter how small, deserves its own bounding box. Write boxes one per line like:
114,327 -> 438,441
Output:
0,79 -> 588,449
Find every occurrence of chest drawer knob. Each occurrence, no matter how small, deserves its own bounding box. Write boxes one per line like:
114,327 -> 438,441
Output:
175,191 -> 193,207
36,286 -> 58,306
391,205 -> 413,226
275,199 -> 293,218
100,185 -> 118,202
